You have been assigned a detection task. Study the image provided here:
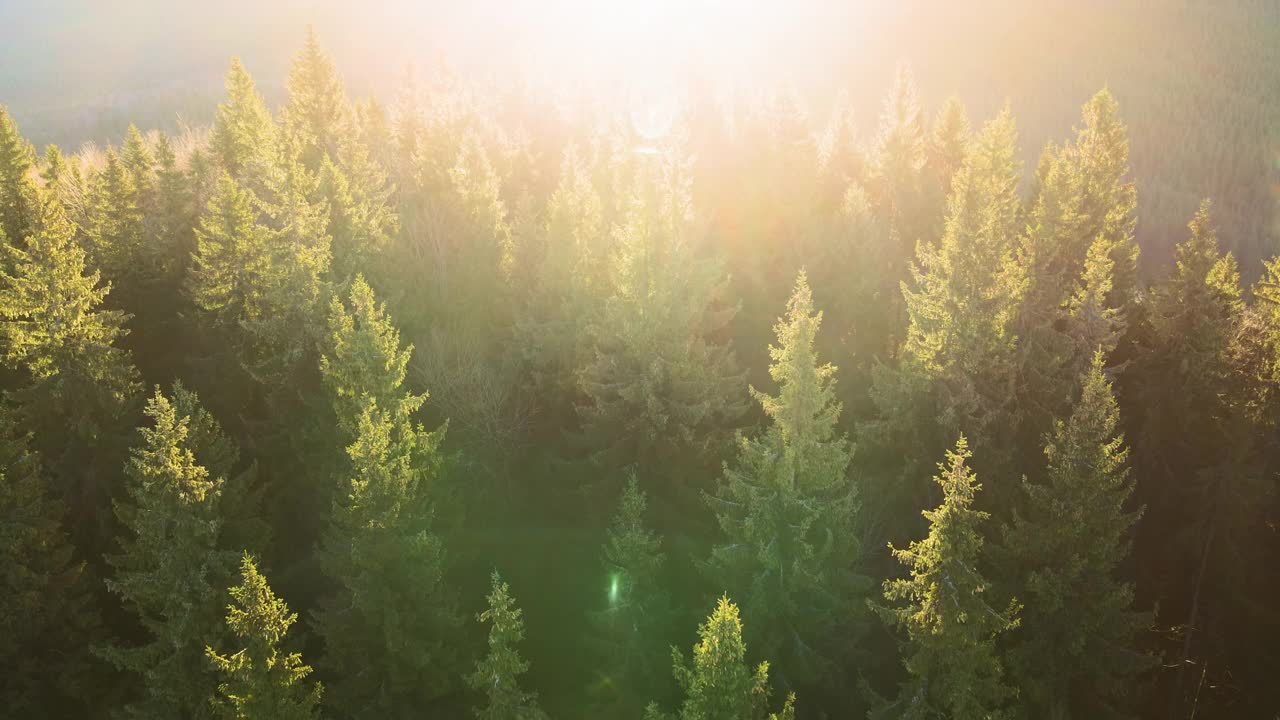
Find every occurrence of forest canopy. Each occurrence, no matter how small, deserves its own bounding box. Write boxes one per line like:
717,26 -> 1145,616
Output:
0,3 -> 1278,719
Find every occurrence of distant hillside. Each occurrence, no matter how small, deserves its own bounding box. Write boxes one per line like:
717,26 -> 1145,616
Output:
1,0 -> 1276,273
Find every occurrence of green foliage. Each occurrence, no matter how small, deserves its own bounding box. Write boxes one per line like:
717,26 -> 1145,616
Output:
320,274 -> 417,437
85,149 -> 145,303
590,473 -> 669,710
467,572 -> 548,720
0,106 -> 39,248
283,26 -> 350,172
0,404 -> 97,716
999,353 -> 1151,716
516,144 -> 606,413
873,437 -> 1019,720
315,390 -> 456,715
708,271 -> 866,691
647,596 -> 796,720
188,168 -> 329,389
210,58 -> 276,181
576,149 -> 745,498
0,197 -> 140,445
100,387 -> 236,720
206,553 -> 322,720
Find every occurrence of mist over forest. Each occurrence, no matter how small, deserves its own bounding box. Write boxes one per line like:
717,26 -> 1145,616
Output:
0,2 -> 1279,719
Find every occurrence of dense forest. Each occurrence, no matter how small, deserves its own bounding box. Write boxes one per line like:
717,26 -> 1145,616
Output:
1,16 -> 1278,720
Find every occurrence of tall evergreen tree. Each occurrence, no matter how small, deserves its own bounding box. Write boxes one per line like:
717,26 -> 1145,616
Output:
0,197 -> 140,527
206,553 -> 322,720
320,274 -> 416,437
315,388 -> 457,715
872,437 -> 1018,720
645,596 -> 796,720
100,387 -> 235,720
85,149 -> 145,307
467,572 -> 548,720
590,474 -> 669,711
1017,90 -> 1138,441
1130,200 -> 1268,714
999,352 -> 1150,717
516,143 -> 606,424
283,27 -> 350,172
577,148 -> 745,509
0,403 -> 98,717
120,125 -> 155,208
708,271 -> 866,697
865,109 -> 1026,536
0,106 -> 38,248
210,58 -> 276,181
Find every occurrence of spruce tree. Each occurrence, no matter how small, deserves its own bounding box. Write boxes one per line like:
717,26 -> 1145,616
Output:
467,572 -> 548,720
645,596 -> 796,720
0,197 -> 140,462
708,271 -> 865,696
0,403 -> 98,717
120,124 -> 155,207
516,143 -> 606,423
1017,90 -> 1137,438
873,437 -> 1018,720
100,387 -> 235,720
866,109 -> 1026,533
188,172 -> 273,332
283,27 -> 350,172
927,97 -> 971,197
1131,200 -> 1267,713
317,151 -> 396,280
577,148 -> 745,507
206,553 -> 322,720
0,105 -> 38,248
999,352 -> 1150,716
315,392 -> 456,715
85,149 -> 145,307
210,58 -> 276,181
590,474 -> 669,711
320,274 -> 416,437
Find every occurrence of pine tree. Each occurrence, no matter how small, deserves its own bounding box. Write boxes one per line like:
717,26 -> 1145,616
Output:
1130,200 -> 1267,714
210,58 -> 276,181
206,553 -> 322,720
0,106 -> 38,248
188,166 -> 328,391
1017,90 -> 1137,437
708,271 -> 865,696
188,172 -> 273,330
170,380 -> 268,558
999,352 -> 1150,717
317,150 -> 396,280
40,143 -> 65,189
0,197 -> 140,454
283,27 -> 350,172
0,403 -> 98,717
320,274 -> 417,438
866,109 -> 1026,533
315,395 -> 456,716
100,387 -> 235,720
246,146 -> 331,386
873,437 -> 1018,720
516,144 -> 606,422
120,124 -> 155,207
467,572 -> 548,720
590,474 -> 669,711
577,148 -> 745,507
85,149 -> 145,306
870,65 -> 928,279
645,596 -> 796,720
927,97 -> 971,196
